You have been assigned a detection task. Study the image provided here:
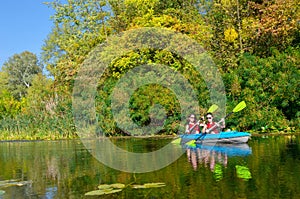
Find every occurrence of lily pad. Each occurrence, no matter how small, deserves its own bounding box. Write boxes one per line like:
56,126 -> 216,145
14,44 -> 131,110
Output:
132,182 -> 166,189
144,183 -> 166,188
85,188 -> 122,196
0,179 -> 19,186
131,184 -> 145,189
97,184 -> 111,190
110,183 -> 126,189
0,180 -> 32,188
98,183 -> 125,189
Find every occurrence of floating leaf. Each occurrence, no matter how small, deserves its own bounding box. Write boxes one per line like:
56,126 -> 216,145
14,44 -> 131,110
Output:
110,183 -> 126,189
0,180 -> 32,188
236,165 -> 252,180
98,183 -> 125,189
16,181 -> 30,186
132,182 -> 166,189
0,179 -> 19,185
131,184 -> 146,189
85,188 -> 122,196
97,184 -> 112,190
144,183 -> 166,188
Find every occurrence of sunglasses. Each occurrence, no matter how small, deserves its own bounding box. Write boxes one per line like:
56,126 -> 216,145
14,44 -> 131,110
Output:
206,117 -> 212,119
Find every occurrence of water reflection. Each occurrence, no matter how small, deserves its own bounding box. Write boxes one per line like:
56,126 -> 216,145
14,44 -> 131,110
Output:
186,143 -> 252,171
1,136 -> 300,198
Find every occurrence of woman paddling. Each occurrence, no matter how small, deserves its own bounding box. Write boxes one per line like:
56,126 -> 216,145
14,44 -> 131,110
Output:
185,114 -> 200,134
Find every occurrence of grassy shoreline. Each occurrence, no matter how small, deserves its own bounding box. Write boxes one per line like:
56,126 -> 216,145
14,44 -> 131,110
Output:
0,131 -> 77,141
0,131 -> 299,142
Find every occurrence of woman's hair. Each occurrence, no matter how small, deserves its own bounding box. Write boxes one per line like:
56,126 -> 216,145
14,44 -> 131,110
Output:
206,112 -> 213,117
187,114 -> 197,123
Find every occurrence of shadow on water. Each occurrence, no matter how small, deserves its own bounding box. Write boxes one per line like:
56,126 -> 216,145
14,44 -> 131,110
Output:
280,135 -> 300,161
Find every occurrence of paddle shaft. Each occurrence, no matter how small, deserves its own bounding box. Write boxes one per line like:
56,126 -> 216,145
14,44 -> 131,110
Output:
194,117 -> 226,142
205,118 -> 225,134
205,102 -> 246,133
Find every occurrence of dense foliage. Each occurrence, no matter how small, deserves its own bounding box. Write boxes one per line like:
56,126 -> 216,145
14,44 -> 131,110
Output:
0,0 -> 299,139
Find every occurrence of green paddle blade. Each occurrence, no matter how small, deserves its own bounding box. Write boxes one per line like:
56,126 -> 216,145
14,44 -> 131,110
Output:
171,138 -> 181,144
235,165 -> 252,181
185,140 -> 196,146
233,101 -> 246,113
207,104 -> 219,113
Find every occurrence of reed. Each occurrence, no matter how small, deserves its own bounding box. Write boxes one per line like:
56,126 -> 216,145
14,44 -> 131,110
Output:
0,114 -> 77,140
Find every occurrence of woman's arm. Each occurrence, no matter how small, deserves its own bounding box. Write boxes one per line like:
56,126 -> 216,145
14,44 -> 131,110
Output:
219,118 -> 225,129
185,124 -> 190,134
202,124 -> 207,133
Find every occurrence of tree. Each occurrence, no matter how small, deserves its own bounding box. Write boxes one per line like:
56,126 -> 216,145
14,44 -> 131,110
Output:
42,0 -> 110,90
0,71 -> 9,90
2,51 -> 42,99
0,90 -> 25,119
245,0 -> 300,56
225,47 -> 300,132
203,0 -> 253,72
204,0 -> 299,70
37,0 -> 299,136
26,74 -> 55,115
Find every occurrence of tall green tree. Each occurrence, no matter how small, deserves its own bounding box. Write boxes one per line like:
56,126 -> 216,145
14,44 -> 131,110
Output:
108,0 -> 212,46
0,71 -> 9,90
2,51 -> 42,99
108,0 -> 198,32
25,74 -> 55,115
42,0 -> 110,90
37,0 -> 299,135
43,0 -> 214,90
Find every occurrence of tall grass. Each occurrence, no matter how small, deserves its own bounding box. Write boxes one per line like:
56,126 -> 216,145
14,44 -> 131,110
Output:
0,113 -> 77,140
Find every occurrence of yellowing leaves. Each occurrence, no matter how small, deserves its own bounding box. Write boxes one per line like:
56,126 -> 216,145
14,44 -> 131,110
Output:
224,28 -> 238,42
241,17 -> 260,40
0,90 -> 24,119
124,0 -> 159,18
221,0 -> 234,7
131,14 -> 181,29
246,0 -> 300,54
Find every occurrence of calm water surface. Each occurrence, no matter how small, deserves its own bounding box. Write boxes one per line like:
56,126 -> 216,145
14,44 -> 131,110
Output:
0,135 -> 300,199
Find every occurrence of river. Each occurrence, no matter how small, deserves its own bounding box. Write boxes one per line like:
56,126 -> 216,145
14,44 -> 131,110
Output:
0,135 -> 300,198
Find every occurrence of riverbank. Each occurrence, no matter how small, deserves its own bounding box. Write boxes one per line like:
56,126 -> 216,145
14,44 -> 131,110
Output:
0,131 -> 299,141
0,131 -> 77,141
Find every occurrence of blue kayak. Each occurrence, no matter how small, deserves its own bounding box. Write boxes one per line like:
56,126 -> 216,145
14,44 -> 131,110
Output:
180,131 -> 251,144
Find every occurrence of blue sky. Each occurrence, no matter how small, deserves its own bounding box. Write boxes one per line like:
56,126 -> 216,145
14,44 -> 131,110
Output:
0,1 -> 54,67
